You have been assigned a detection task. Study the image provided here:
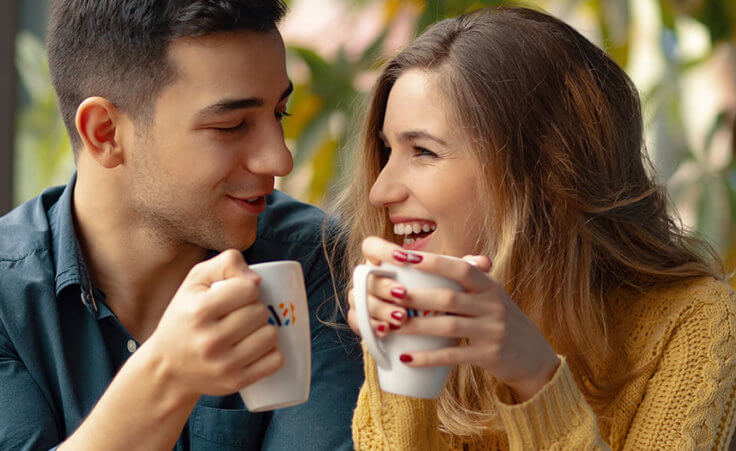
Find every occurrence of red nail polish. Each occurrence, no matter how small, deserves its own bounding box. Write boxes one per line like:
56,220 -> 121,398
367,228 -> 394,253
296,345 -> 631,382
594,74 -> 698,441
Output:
406,253 -> 423,264
399,354 -> 413,363
390,287 -> 406,299
393,250 -> 408,263
377,324 -> 386,333
389,323 -> 400,330
391,311 -> 404,321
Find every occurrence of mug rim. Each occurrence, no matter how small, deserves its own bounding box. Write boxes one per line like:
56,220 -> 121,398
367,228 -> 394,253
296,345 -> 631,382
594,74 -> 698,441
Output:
249,260 -> 301,271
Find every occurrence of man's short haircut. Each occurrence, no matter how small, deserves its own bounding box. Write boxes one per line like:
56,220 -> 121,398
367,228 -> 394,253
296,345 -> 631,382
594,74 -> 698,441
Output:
46,0 -> 287,152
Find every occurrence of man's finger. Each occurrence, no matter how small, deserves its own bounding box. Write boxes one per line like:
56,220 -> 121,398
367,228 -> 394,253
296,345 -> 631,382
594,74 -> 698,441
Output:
206,277 -> 262,319
187,249 -> 259,290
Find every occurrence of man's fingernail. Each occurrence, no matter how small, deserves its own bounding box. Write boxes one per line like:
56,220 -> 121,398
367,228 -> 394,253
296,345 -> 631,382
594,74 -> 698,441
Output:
390,286 -> 406,299
393,250 -> 408,263
391,311 -> 404,321
399,354 -> 413,363
406,253 -> 423,264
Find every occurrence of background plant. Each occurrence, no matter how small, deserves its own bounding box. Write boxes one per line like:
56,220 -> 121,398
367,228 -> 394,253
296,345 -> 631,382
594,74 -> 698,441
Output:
14,0 -> 736,271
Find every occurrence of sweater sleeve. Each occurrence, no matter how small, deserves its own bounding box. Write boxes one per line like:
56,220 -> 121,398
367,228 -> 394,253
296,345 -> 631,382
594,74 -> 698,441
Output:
493,357 -> 610,450
352,344 -> 452,450
494,288 -> 736,450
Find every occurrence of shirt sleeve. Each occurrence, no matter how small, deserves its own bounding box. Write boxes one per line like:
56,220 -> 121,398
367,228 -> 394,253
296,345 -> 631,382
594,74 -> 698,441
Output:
262,270 -> 364,451
0,327 -> 60,450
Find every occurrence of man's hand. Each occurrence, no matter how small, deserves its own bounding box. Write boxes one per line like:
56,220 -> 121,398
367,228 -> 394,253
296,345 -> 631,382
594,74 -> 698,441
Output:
143,249 -> 285,397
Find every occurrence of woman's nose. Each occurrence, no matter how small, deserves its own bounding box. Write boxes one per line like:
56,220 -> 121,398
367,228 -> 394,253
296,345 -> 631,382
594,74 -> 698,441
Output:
369,156 -> 409,207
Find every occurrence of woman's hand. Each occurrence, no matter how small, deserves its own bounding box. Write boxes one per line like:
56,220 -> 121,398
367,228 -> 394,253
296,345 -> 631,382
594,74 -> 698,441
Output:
351,236 -> 561,402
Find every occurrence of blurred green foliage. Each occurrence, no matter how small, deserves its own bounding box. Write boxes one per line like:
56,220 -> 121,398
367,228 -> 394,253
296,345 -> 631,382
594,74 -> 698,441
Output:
13,0 -> 736,266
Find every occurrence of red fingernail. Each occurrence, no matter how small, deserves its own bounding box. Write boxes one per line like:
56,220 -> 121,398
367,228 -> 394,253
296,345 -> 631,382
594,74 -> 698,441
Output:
391,311 -> 404,321
406,253 -> 423,264
399,354 -> 413,363
393,250 -> 408,263
389,323 -> 400,330
377,324 -> 386,333
390,287 -> 406,299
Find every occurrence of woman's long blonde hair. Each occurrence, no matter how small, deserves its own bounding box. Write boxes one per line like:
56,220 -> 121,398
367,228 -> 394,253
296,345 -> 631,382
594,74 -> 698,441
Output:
329,6 -> 723,438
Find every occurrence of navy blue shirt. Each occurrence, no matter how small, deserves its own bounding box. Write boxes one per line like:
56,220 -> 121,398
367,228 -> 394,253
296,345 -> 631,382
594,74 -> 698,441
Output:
0,176 -> 363,450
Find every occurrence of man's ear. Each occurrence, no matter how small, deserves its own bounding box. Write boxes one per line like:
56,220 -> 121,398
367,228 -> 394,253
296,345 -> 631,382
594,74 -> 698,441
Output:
75,97 -> 125,168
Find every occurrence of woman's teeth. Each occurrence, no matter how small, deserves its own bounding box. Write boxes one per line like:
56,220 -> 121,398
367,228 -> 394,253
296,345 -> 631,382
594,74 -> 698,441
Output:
393,222 -> 436,244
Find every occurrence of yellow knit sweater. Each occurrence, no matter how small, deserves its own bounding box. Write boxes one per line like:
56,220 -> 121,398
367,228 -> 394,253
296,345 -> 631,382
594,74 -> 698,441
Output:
352,277 -> 736,450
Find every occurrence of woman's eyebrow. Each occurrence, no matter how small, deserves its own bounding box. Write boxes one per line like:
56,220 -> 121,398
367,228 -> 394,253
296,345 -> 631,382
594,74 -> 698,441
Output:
379,130 -> 447,146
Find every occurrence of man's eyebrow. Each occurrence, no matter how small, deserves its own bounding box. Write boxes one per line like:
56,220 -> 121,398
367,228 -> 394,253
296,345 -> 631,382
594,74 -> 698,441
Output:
379,130 -> 448,146
196,81 -> 294,119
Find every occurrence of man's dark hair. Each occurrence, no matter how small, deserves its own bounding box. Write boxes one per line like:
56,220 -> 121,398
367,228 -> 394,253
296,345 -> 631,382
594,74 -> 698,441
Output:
46,0 -> 287,152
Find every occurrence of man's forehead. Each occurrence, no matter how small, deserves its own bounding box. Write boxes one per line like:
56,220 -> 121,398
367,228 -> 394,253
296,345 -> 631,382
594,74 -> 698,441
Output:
169,30 -> 282,77
160,29 -> 289,110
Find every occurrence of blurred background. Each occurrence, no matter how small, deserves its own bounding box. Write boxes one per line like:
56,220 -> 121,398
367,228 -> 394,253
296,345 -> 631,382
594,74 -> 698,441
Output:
1,0 -> 735,270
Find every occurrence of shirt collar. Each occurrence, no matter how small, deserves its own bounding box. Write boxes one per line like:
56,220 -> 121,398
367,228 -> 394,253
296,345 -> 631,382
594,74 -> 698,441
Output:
48,173 -> 100,313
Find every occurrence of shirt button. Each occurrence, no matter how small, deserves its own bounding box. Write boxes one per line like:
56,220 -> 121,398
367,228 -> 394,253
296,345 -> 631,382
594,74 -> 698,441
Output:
127,339 -> 137,353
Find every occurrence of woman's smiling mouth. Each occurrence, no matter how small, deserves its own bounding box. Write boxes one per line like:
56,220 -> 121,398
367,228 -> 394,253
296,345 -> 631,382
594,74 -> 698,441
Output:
392,219 -> 437,250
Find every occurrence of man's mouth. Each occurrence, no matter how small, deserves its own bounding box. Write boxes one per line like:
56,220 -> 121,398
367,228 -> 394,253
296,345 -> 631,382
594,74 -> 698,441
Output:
393,220 -> 437,246
227,195 -> 267,214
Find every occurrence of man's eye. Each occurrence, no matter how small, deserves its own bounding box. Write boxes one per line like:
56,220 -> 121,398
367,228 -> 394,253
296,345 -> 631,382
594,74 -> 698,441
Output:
275,111 -> 292,121
214,121 -> 245,133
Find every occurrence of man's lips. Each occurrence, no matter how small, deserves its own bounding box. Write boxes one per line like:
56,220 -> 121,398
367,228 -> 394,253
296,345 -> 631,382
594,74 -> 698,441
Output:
227,194 -> 267,215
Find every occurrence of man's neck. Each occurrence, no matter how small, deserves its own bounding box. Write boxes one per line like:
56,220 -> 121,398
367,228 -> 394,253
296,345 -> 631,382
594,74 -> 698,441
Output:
72,172 -> 208,342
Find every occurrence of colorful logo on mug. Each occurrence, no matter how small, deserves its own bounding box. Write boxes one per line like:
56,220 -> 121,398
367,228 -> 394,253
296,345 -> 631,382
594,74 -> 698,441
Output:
406,309 -> 441,318
267,303 -> 296,326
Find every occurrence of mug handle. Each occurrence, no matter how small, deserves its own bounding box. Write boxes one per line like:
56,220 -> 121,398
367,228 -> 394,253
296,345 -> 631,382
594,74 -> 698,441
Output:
353,264 -> 396,369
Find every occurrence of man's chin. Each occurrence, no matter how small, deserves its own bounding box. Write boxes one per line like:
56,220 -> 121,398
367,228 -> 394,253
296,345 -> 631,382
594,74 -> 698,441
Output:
189,227 -> 258,253
211,234 -> 258,253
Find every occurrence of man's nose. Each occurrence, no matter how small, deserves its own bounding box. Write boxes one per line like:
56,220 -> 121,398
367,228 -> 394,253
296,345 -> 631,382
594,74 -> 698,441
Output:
244,122 -> 293,177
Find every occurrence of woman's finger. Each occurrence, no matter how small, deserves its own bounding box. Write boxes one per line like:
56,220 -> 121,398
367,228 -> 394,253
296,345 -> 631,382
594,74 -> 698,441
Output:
361,236 -> 406,264
366,293 -> 407,327
404,252 -> 496,293
346,308 -> 394,337
349,283 -> 407,327
397,345 -> 494,368
462,255 -> 492,272
395,314 -> 492,338
396,289 -> 500,317
368,274 -> 408,305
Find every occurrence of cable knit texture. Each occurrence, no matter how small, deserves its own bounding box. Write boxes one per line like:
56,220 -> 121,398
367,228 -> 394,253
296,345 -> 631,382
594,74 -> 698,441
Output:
352,276 -> 736,450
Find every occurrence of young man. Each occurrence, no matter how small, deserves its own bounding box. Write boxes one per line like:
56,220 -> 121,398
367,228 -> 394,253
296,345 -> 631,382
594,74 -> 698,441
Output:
0,1 -> 362,449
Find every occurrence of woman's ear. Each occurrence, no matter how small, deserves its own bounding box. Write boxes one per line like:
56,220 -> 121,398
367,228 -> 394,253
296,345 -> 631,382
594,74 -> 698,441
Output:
75,97 -> 124,168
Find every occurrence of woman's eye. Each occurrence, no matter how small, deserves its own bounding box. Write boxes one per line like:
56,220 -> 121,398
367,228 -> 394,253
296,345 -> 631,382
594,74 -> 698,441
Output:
414,146 -> 438,158
214,121 -> 245,133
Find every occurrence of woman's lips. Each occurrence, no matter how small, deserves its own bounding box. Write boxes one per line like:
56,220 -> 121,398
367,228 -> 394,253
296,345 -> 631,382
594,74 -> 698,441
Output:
401,230 -> 434,251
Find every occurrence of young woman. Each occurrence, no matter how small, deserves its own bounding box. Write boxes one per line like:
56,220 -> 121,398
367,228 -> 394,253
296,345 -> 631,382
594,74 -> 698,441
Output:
332,6 -> 736,449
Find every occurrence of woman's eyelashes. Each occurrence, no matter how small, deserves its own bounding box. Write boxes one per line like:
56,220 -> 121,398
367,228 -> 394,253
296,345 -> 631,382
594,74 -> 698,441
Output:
413,146 -> 438,158
380,144 -> 438,160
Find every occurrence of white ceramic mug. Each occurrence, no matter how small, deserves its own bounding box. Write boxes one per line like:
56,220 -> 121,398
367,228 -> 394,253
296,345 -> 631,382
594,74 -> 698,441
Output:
353,263 -> 462,398
238,260 -> 311,412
